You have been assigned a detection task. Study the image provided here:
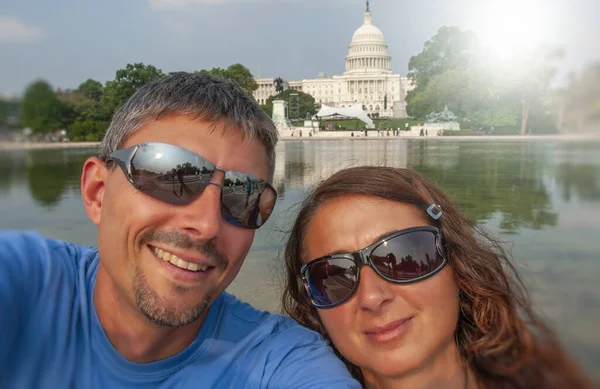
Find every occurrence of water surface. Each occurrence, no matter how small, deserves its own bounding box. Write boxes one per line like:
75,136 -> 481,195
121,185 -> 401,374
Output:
1,139 -> 599,378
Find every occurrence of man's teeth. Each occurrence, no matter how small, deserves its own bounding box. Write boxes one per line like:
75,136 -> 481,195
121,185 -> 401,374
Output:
153,247 -> 208,272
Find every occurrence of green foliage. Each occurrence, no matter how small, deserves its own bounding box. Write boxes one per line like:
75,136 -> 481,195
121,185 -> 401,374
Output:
407,26 -> 481,93
21,80 -> 67,132
78,79 -> 103,101
262,89 -> 317,119
68,120 -> 108,141
198,64 -> 258,99
406,26 -> 563,133
100,63 -> 166,120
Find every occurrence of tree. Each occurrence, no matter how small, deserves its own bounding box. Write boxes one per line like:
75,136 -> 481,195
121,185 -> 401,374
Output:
57,85 -> 109,141
21,80 -> 66,132
199,64 -> 258,99
77,79 -> 103,101
407,26 -> 481,94
501,45 -> 564,134
560,62 -> 600,132
406,26 -> 562,133
100,63 -> 165,120
261,89 -> 317,119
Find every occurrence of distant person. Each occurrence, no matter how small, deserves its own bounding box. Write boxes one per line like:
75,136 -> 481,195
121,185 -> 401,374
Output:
282,166 -> 594,389
175,167 -> 185,197
0,73 -> 359,388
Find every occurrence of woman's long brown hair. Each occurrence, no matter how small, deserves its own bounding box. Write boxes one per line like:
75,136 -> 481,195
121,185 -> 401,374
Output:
282,166 -> 594,389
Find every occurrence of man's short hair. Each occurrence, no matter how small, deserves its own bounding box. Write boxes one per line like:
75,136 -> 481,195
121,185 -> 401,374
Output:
99,72 -> 278,179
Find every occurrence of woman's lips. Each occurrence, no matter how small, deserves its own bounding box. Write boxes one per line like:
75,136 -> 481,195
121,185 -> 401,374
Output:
364,316 -> 414,343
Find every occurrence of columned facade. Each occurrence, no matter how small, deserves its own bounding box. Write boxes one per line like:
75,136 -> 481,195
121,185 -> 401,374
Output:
253,3 -> 413,118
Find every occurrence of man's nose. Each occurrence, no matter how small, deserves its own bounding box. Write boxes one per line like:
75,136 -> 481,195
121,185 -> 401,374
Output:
177,174 -> 224,240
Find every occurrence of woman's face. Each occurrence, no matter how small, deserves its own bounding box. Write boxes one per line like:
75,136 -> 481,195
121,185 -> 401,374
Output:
303,195 -> 460,380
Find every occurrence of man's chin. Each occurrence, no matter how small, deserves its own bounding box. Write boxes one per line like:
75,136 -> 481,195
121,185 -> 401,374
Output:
133,270 -> 211,327
137,298 -> 210,328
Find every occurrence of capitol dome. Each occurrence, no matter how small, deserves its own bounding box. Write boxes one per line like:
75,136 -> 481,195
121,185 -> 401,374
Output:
345,3 -> 392,75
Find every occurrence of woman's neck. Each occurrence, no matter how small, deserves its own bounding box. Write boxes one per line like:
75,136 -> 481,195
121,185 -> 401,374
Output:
362,340 -> 476,389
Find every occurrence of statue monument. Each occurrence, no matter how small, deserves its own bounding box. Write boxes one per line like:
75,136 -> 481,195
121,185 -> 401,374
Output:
271,100 -> 293,129
425,105 -> 460,131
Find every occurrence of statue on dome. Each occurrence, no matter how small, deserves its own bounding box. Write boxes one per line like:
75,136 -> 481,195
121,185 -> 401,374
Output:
366,0 -> 370,12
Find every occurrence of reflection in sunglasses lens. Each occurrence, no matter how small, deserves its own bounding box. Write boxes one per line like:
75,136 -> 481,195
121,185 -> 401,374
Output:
306,258 -> 358,306
131,143 -> 215,205
122,143 -> 277,229
371,231 -> 443,281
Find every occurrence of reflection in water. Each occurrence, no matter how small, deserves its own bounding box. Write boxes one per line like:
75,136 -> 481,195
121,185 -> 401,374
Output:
555,163 -> 600,203
407,142 -> 559,233
0,139 -> 599,379
0,149 -> 87,208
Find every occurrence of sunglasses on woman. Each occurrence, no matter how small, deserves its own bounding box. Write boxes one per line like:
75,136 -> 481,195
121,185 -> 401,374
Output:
300,226 -> 447,309
105,142 -> 277,229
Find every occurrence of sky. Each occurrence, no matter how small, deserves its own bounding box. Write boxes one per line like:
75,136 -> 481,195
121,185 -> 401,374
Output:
0,0 -> 598,97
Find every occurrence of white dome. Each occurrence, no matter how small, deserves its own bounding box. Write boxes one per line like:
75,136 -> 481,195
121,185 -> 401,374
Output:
350,14 -> 385,45
344,9 -> 392,75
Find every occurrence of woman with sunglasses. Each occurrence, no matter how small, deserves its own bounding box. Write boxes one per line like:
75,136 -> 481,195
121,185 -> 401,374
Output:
282,166 -> 593,389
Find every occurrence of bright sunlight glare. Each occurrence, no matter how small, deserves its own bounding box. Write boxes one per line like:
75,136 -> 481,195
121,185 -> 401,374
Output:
478,0 -> 546,58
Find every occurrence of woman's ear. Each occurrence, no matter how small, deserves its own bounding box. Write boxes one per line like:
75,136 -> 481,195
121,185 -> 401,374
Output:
81,157 -> 108,226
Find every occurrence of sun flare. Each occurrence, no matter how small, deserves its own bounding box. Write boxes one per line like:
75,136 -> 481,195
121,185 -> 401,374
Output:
478,0 -> 546,58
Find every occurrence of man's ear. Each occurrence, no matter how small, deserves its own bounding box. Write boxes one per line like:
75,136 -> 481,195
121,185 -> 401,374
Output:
81,157 -> 108,226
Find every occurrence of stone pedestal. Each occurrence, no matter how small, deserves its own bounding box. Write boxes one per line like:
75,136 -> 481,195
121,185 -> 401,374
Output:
272,100 -> 293,129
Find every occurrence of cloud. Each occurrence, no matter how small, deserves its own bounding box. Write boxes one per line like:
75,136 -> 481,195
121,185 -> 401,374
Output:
0,16 -> 44,43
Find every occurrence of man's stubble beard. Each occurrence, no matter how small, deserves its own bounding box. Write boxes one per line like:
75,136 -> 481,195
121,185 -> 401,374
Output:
132,264 -> 211,328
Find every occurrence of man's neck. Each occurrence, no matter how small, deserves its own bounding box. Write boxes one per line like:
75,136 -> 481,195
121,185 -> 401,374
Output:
93,265 -> 206,363
363,338 -> 476,389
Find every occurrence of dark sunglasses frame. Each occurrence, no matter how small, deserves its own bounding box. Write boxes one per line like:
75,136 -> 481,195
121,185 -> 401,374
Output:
105,142 -> 277,230
300,226 -> 447,309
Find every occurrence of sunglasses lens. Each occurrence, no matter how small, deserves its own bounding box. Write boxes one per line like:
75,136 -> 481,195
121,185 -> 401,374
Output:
371,230 -> 445,282
221,172 -> 277,229
305,258 -> 358,307
130,143 -> 215,205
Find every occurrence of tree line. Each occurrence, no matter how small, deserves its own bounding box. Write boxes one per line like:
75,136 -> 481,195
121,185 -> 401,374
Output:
0,63 -> 271,141
405,26 -> 599,134
1,26 -> 598,139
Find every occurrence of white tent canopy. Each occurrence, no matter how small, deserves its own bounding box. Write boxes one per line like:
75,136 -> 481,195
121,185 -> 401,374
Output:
314,104 -> 374,129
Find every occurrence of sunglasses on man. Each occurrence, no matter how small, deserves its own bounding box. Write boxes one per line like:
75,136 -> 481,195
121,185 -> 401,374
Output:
301,226 -> 447,309
105,142 -> 277,230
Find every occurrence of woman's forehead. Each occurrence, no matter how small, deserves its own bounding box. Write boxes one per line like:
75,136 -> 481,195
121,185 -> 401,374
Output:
303,196 -> 429,261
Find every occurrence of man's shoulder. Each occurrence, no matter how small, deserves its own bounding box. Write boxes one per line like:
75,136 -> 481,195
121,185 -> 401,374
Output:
217,292 -> 329,352
219,292 -> 318,339
0,230 -> 98,273
206,293 -> 360,388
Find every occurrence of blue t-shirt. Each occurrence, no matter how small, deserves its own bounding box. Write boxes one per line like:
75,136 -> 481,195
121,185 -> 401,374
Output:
0,231 -> 359,389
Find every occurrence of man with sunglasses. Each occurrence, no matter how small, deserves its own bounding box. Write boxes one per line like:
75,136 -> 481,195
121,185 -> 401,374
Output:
0,73 -> 359,388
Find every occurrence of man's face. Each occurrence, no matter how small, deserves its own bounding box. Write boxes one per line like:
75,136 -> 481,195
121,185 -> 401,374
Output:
94,114 -> 270,327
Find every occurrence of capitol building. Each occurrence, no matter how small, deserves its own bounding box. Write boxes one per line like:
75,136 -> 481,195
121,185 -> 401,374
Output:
254,2 -> 413,118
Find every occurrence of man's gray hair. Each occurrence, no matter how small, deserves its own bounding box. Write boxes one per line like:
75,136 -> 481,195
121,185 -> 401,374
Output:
99,72 -> 278,179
